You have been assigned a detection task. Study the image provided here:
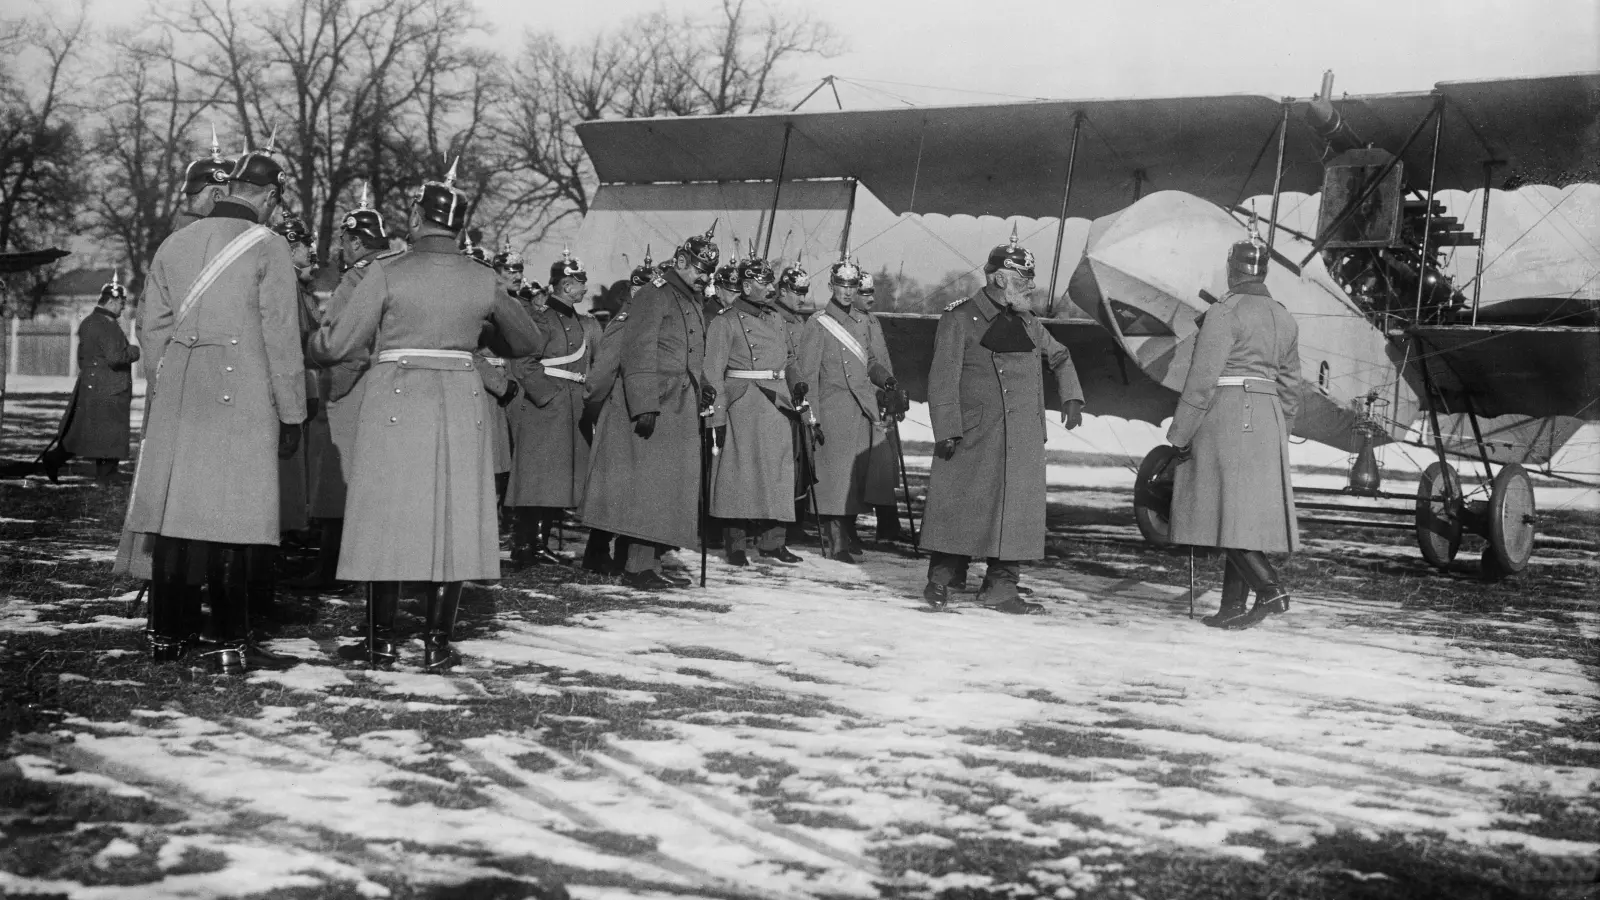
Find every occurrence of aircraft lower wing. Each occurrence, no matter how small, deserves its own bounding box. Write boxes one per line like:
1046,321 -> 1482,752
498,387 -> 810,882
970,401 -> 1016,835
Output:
1408,324 -> 1600,421
877,313 -> 1176,425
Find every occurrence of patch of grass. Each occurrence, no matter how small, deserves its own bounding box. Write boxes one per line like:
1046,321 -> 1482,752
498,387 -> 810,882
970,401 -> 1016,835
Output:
508,751 -> 558,773
661,645 -> 754,663
560,828 -> 659,856
703,751 -> 799,794
962,723 -> 1147,761
1496,787 -> 1600,843
378,776 -> 489,810
0,769 -> 187,831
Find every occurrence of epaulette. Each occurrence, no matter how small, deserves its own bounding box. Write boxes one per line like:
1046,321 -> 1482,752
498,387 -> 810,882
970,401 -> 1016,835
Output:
468,255 -> 494,269
612,311 -> 629,323
944,297 -> 969,311
352,259 -> 371,269
650,274 -> 666,287
375,248 -> 405,260
715,305 -> 731,315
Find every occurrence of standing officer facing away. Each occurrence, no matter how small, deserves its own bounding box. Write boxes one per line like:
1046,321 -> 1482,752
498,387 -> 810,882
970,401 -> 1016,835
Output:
170,126 -> 234,232
310,161 -> 542,671
41,273 -> 141,484
581,225 -> 716,589
919,228 -> 1084,613
118,140 -> 306,673
1168,232 -> 1301,629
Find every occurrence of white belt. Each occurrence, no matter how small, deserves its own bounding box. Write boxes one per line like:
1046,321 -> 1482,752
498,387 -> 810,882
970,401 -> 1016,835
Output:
543,339 -> 587,368
727,368 -> 784,380
482,356 -> 506,368
376,348 -> 475,367
544,368 -> 586,383
1216,375 -> 1273,387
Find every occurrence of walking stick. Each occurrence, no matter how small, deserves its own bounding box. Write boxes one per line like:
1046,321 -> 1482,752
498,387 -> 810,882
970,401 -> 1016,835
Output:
1187,546 -> 1196,619
889,417 -> 919,554
126,581 -> 148,619
797,400 -> 825,551
699,399 -> 716,588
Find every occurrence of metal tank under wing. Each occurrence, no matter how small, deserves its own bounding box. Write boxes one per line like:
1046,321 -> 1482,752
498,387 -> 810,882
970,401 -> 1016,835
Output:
1066,190 -> 1420,452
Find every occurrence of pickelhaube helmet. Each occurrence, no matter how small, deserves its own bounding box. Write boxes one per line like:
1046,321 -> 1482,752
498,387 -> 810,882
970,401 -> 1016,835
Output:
778,252 -> 810,295
183,124 -> 235,195
492,237 -> 524,273
828,249 -> 862,288
549,247 -> 586,284
739,255 -> 775,286
713,258 -> 742,290
274,212 -> 312,246
413,157 -> 469,231
99,269 -> 127,304
1228,215 -> 1270,280
859,270 -> 875,296
984,224 -> 1035,279
461,231 -> 487,262
230,125 -> 288,188
341,182 -> 386,244
629,245 -> 656,286
678,219 -> 721,275
519,279 -> 546,299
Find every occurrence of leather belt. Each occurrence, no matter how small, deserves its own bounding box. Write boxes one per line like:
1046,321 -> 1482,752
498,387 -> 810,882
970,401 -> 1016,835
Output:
1216,375 -> 1276,394
375,348 -> 476,370
544,368 -> 586,383
726,368 -> 784,380
481,355 -> 507,368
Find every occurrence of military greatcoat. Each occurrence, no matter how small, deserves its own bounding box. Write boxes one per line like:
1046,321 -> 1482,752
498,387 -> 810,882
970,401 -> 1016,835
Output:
57,306 -> 140,460
278,281 -> 316,532
308,234 -> 542,582
120,200 -> 307,551
795,302 -> 896,516
1167,283 -> 1302,552
305,249 -> 380,519
703,299 -> 797,521
476,353 -> 514,475
581,269 -> 706,549
920,287 -> 1083,561
506,298 -> 602,508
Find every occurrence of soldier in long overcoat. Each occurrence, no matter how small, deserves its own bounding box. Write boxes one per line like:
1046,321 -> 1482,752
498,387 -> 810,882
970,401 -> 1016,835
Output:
41,275 -> 140,483
576,253 -> 655,573
309,164 -> 542,671
919,232 -> 1085,613
795,258 -> 897,562
117,147 -> 307,673
857,271 -> 910,543
1169,235 -> 1302,630
505,251 -> 602,567
293,192 -> 388,592
581,226 -> 718,590
702,256 -> 801,565
772,260 -> 817,541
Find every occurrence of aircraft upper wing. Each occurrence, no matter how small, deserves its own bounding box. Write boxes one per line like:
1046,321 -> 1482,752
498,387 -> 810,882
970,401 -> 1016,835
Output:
0,248 -> 69,274
1410,324 -> 1600,421
878,313 -> 1176,424
576,73 -> 1598,222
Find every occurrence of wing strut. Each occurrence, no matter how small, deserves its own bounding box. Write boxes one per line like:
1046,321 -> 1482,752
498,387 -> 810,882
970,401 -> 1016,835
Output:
1045,111 -> 1085,311
1265,100 -> 1291,253
1412,96 -> 1446,321
1468,160 -> 1501,325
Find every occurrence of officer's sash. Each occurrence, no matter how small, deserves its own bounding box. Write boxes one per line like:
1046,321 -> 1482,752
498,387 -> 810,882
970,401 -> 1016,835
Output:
816,313 -> 868,367
174,225 -> 275,329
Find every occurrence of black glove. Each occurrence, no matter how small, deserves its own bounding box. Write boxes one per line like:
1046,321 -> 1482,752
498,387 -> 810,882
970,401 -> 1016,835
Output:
633,412 -> 657,439
1062,399 -> 1084,430
878,387 -> 910,420
883,376 -> 898,393
935,436 -> 962,460
499,379 -> 521,407
306,397 -> 320,420
810,422 -> 825,447
712,424 -> 726,450
278,422 -> 301,460
1171,443 -> 1193,463
792,382 -> 809,404
579,409 -> 596,443
699,383 -> 717,409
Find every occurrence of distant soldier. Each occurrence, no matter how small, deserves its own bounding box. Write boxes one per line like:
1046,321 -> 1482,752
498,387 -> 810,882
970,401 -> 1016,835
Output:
309,161 -> 542,670
504,249 -> 602,568
170,126 -> 235,232
708,259 -> 741,321
578,249 -> 657,573
293,184 -> 388,592
857,271 -> 910,543
919,229 -> 1084,613
701,255 -> 802,565
795,256 -> 898,562
581,224 -> 717,589
483,238 -> 527,505
272,213 -> 317,540
39,273 -> 141,484
772,257 -> 817,539
519,278 -> 548,315
118,139 -> 306,673
1169,232 -> 1301,629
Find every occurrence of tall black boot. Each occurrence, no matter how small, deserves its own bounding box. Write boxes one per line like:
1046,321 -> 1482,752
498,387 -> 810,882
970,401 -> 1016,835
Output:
509,509 -> 537,569
39,444 -> 69,483
1202,555 -> 1251,628
147,538 -> 191,662
422,582 -> 464,672
199,544 -> 251,674
723,524 -> 750,566
338,581 -> 400,667
582,529 -> 614,573
285,519 -> 344,592
246,545 -> 282,636
1223,549 -> 1291,630
528,509 -> 564,565
874,506 -> 905,543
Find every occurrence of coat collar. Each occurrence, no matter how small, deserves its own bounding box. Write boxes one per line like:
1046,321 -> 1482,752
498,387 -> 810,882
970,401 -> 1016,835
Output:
1230,281 -> 1273,298
91,305 -> 120,320
206,199 -> 259,223
825,301 -> 861,325
546,296 -> 577,317
412,234 -> 458,254
733,297 -> 771,318
971,286 -> 1011,321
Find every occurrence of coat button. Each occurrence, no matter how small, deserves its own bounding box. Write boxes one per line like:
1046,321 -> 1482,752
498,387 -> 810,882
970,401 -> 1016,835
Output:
222,394 -> 231,401
225,366 -> 234,372
389,416 -> 397,423
394,387 -> 401,394
230,338 -> 238,344
473,390 -> 479,397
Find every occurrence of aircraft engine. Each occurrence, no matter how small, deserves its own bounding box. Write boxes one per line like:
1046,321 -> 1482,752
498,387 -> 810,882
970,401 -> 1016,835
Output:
1065,190 -> 1422,453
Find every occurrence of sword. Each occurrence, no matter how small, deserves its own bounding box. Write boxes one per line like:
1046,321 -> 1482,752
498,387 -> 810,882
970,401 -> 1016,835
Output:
796,399 -> 825,553
883,402 -> 919,555
1188,546 -> 1196,619
699,398 -> 716,588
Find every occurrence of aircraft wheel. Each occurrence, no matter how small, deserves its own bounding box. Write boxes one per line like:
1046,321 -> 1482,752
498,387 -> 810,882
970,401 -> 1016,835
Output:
1133,445 -> 1178,546
1414,461 -> 1462,569
1485,463 -> 1536,576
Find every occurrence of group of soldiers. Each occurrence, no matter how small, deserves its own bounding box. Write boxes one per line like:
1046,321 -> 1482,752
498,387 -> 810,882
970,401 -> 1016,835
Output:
48,129 -> 1302,676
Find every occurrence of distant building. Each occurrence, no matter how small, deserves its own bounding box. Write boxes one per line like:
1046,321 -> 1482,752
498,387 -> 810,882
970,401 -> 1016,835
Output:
6,267 -> 139,380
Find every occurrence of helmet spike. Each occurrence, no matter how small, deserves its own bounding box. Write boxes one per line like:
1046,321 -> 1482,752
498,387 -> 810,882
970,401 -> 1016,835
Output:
209,123 -> 221,162
462,232 -> 475,254
111,269 -> 121,289
643,244 -> 652,267
562,245 -> 572,261
358,181 -> 371,210
500,235 -> 512,255
444,156 -> 459,187
263,123 -> 279,154
704,218 -> 718,240
1008,222 -> 1019,250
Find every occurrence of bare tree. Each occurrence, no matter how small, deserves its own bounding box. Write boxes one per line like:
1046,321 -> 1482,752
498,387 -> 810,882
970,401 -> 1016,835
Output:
0,5 -> 90,253
684,0 -> 841,115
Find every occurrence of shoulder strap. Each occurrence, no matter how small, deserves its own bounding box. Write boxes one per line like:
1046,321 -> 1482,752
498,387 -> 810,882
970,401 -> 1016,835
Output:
815,312 -> 868,366
174,225 -> 275,328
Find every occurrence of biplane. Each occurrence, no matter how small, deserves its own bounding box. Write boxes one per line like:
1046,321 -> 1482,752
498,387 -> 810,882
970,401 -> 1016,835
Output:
572,71 -> 1600,577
